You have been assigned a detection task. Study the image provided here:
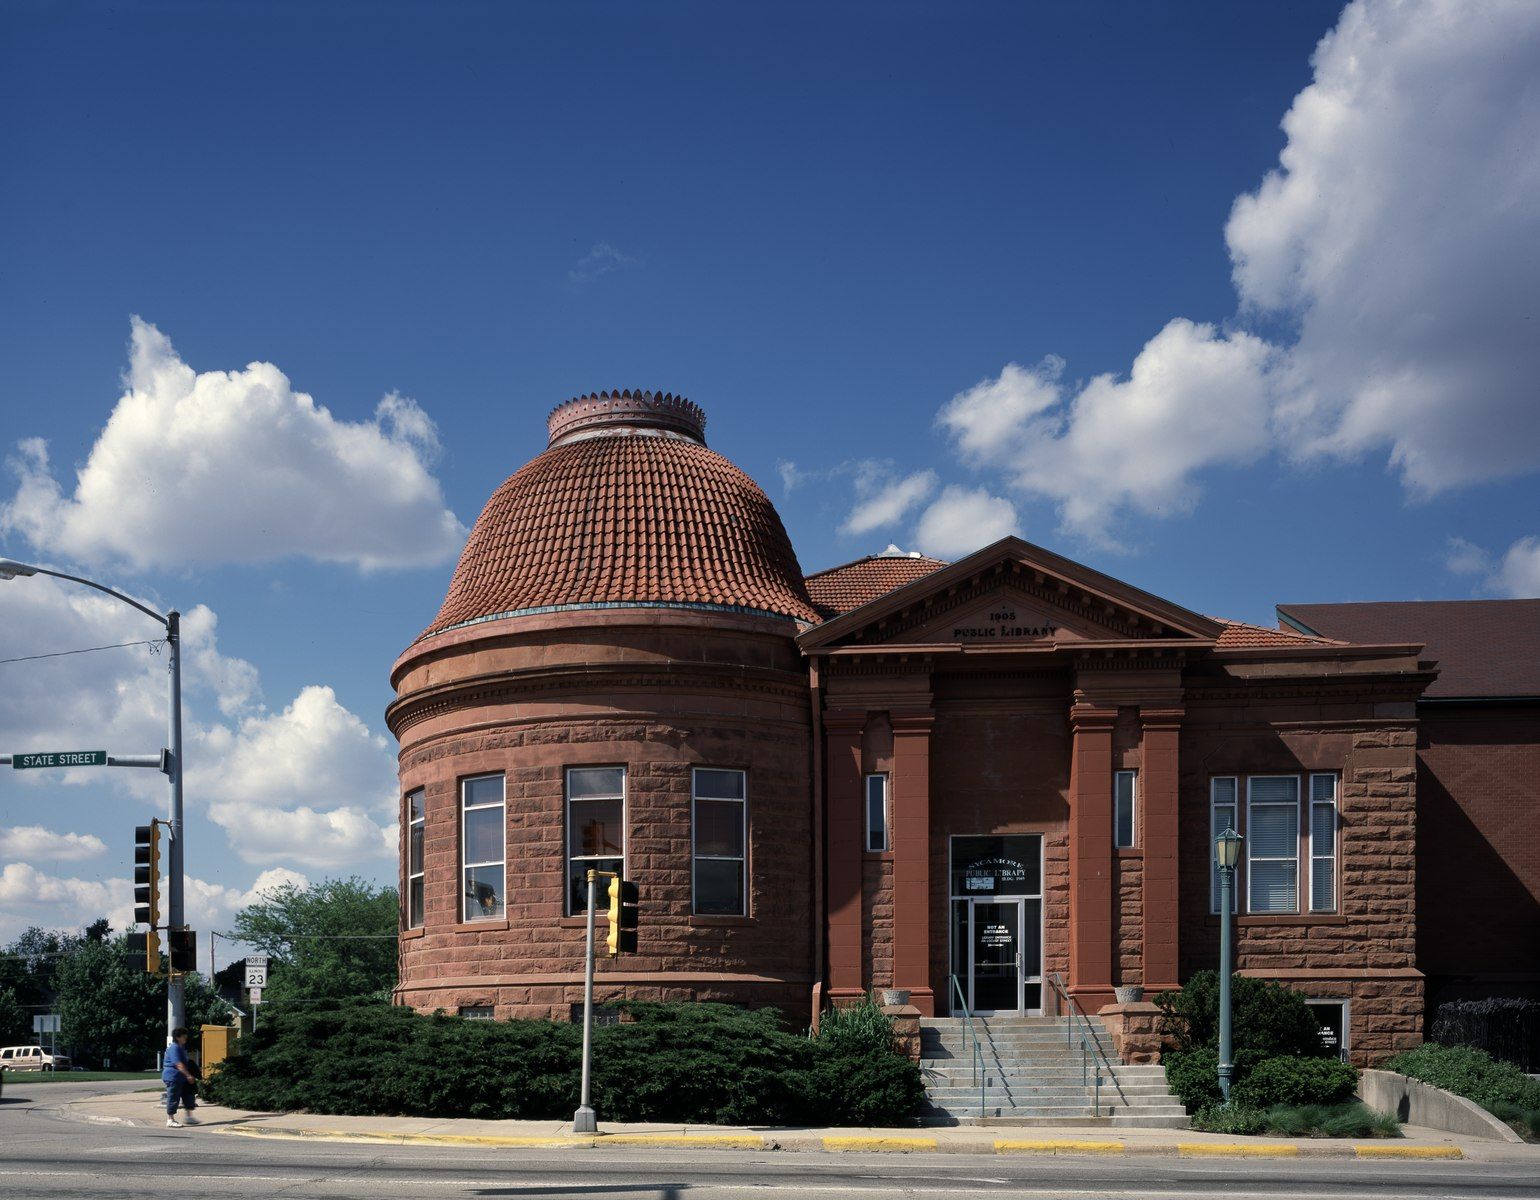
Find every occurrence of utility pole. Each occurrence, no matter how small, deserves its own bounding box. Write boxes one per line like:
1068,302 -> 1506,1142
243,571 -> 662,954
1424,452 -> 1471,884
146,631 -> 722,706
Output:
0,558 -> 187,1040
573,869 -> 598,1134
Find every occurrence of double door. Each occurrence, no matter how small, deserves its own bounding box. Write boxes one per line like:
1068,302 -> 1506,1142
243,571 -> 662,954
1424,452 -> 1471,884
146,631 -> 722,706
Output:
952,896 -> 1043,1015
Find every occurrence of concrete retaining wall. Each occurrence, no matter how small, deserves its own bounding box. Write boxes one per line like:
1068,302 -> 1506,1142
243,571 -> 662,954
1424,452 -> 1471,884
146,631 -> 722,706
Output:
1357,1069 -> 1523,1143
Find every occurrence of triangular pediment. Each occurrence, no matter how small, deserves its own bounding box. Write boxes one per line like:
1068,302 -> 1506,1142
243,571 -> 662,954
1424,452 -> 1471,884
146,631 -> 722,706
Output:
799,536 -> 1223,651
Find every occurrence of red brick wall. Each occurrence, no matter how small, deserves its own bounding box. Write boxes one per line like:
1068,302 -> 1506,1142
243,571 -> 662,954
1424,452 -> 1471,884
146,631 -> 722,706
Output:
1179,687 -> 1424,1063
1417,703 -> 1540,1009
926,690 -> 1073,1007
391,610 -> 813,1022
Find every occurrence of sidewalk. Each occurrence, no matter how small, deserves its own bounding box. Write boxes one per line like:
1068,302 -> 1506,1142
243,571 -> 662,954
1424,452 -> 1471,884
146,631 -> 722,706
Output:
65,1090 -> 1540,1163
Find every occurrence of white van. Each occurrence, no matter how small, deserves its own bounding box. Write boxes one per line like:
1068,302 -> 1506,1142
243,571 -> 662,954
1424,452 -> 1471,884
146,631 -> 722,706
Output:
0,1045 -> 71,1071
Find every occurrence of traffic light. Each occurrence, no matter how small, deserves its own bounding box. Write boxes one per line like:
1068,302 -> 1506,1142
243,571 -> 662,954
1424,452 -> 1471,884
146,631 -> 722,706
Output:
168,928 -> 197,975
125,930 -> 162,975
605,875 -> 639,956
133,823 -> 161,927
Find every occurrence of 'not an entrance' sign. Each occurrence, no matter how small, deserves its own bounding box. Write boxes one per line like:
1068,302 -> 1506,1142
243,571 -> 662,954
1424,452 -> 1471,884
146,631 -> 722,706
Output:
12,750 -> 107,769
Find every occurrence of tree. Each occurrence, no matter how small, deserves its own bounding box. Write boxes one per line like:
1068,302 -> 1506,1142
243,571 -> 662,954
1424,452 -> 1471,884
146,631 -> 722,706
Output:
55,935 -> 164,1069
0,986 -> 31,1045
227,877 -> 398,1007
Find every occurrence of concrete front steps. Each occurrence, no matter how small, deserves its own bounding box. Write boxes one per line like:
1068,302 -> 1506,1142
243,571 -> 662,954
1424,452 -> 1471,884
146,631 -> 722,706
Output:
918,1015 -> 1188,1128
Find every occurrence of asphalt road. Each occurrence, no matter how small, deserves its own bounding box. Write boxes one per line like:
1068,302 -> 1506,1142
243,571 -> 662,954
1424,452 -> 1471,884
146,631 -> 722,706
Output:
3,1079 -> 1538,1200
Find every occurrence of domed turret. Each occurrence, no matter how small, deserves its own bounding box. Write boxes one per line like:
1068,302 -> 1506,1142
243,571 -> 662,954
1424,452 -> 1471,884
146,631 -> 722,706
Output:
421,390 -> 818,639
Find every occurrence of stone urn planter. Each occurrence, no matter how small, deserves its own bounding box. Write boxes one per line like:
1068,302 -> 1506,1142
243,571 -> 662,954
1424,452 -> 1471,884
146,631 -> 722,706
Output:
1113,985 -> 1145,1005
879,988 -> 911,1006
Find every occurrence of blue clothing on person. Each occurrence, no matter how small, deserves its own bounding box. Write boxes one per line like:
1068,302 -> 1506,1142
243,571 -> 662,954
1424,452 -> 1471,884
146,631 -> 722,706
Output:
162,1040 -> 188,1084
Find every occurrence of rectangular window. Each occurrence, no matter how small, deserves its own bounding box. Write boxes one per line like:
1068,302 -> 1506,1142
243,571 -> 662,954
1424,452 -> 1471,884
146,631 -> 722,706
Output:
1309,774 -> 1338,912
693,767 -> 747,915
865,774 -> 889,852
406,789 -> 426,929
567,766 -> 625,914
458,1005 -> 494,1020
1247,775 -> 1300,914
1210,777 -> 1238,914
461,774 -> 505,922
1114,770 -> 1137,848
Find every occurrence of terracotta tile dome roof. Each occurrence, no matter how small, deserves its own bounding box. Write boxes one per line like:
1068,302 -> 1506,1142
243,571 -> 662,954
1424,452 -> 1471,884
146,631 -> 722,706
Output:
421,391 -> 820,638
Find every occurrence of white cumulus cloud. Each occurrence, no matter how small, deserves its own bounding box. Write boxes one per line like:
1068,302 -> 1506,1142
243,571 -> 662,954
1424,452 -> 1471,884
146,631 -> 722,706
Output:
0,826 -> 107,862
914,486 -> 1019,559
1226,0 -> 1540,494
197,686 -> 397,870
0,575 -> 398,871
841,467 -> 938,536
1491,538 -> 1540,598
0,318 -> 466,572
938,323 -> 1274,545
925,0 -> 1540,546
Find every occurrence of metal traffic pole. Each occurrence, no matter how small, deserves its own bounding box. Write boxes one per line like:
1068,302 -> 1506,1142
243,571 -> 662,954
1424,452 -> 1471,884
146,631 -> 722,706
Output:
0,559 -> 186,1041
573,869 -> 598,1134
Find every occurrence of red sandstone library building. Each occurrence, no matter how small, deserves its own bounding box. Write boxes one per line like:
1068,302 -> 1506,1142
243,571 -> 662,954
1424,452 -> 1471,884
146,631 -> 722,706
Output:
388,391 -> 1540,1065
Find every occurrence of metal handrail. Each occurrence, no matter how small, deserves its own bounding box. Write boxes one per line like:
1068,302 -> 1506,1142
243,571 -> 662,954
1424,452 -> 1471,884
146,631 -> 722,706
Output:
1045,973 -> 1128,1118
947,974 -> 987,1119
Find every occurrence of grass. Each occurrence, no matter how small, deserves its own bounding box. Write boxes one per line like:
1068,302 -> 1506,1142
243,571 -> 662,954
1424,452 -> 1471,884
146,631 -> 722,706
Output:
1191,1101 -> 1401,1138
1487,1101 -> 1540,1143
1,1070 -> 160,1083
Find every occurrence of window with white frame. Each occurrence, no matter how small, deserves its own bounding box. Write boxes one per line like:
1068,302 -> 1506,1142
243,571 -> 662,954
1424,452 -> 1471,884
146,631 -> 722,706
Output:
1309,774 -> 1338,912
1247,776 -> 1301,914
1210,777 -> 1239,913
458,1005 -> 494,1020
566,766 -> 625,914
460,774 -> 505,921
406,789 -> 425,928
865,774 -> 889,852
693,768 -> 747,915
1114,770 -> 1137,848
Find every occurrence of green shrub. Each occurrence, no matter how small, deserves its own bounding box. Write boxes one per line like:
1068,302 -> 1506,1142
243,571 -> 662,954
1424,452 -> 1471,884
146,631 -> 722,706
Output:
1383,1043 -> 1540,1113
205,998 -> 922,1126
1190,1103 -> 1266,1135
1232,1057 -> 1358,1109
1157,971 -> 1331,1059
1261,1102 -> 1400,1139
1192,1100 -> 1399,1139
1162,1046 -> 1266,1112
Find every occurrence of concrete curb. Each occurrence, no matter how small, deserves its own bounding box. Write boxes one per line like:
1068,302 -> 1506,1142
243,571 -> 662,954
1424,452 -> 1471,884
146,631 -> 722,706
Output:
213,1124 -> 1462,1159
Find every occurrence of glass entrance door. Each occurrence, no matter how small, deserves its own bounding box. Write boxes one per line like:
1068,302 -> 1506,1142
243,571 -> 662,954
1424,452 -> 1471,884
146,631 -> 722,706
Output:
949,834 -> 1044,1016
970,900 -> 1023,1013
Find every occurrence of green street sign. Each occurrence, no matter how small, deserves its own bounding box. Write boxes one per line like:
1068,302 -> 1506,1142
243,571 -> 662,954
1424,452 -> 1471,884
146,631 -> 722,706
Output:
12,750 -> 108,769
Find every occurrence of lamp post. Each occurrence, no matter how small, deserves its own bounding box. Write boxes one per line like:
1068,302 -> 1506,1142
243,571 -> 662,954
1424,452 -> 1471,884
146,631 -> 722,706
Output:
1214,826 -> 1243,1104
0,558 -> 186,1040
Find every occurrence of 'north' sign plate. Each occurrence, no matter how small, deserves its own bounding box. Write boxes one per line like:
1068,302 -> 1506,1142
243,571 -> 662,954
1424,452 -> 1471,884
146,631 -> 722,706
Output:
12,751 -> 107,769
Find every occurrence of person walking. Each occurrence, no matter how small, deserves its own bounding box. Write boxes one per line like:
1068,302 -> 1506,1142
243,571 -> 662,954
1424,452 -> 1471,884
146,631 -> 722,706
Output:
162,1027 -> 199,1128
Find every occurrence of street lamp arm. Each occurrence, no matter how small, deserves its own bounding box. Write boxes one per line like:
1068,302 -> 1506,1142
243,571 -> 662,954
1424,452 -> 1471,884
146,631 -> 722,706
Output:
0,559 -> 169,628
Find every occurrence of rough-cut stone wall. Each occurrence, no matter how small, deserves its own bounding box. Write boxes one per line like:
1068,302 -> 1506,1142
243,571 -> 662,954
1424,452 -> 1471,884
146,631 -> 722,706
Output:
1115,854 -> 1143,987
392,611 -> 813,1023
863,857 -> 893,992
1178,682 -> 1425,1065
926,692 -> 1073,1008
1417,704 -> 1540,1012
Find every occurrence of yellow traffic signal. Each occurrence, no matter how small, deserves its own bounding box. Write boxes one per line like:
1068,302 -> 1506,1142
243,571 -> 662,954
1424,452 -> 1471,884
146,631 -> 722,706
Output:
605,876 -> 639,956
133,823 -> 161,927
126,929 -> 161,974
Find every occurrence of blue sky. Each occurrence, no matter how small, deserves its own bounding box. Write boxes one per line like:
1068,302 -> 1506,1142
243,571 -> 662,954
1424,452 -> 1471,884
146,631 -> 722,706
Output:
2,0 -> 1537,959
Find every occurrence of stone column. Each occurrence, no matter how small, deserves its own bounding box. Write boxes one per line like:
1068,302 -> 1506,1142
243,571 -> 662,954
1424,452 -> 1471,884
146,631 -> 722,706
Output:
1140,706 -> 1183,994
825,710 -> 867,1003
890,710 -> 935,1016
1068,702 -> 1116,1009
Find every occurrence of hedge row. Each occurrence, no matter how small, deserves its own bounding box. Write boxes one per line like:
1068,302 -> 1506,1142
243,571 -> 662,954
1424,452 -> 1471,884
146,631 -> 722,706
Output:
206,999 -> 924,1126
1383,1043 -> 1540,1114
